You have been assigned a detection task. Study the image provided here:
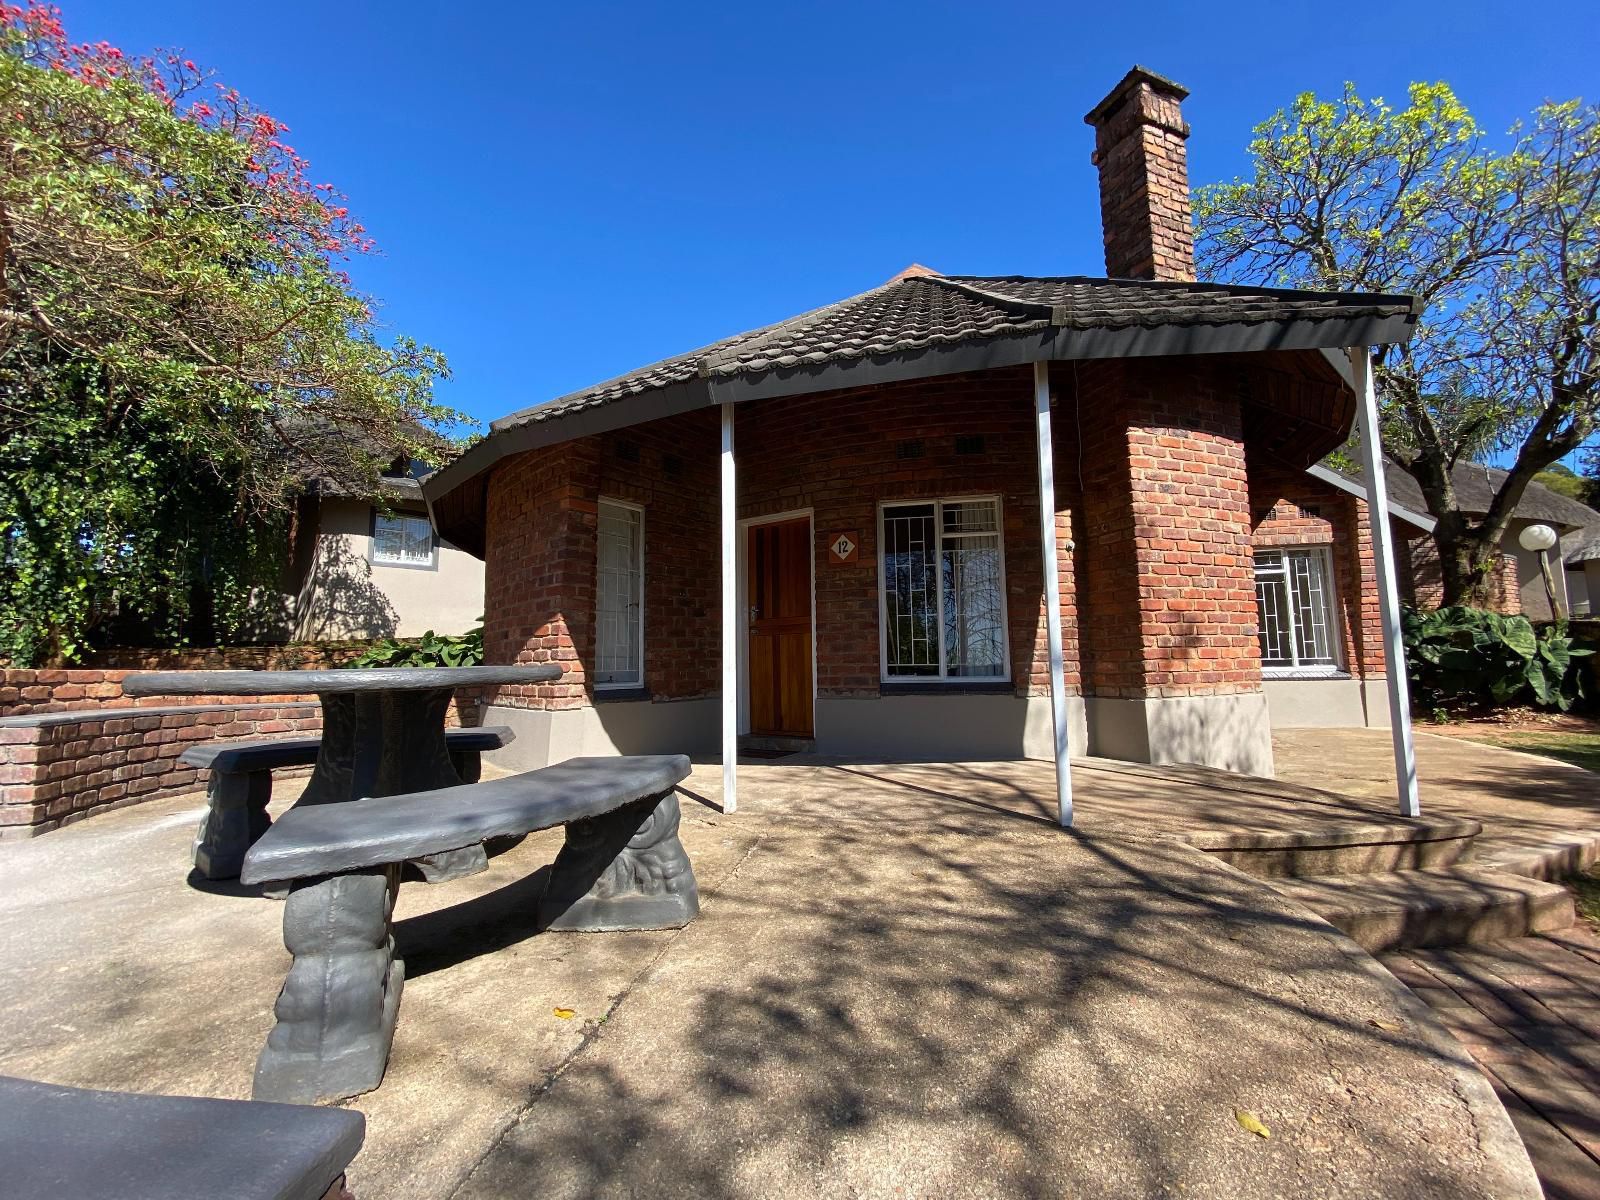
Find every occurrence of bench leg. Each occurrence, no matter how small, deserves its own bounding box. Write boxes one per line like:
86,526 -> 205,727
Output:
192,770 -> 273,880
253,866 -> 404,1104
538,789 -> 700,932
449,748 -> 482,784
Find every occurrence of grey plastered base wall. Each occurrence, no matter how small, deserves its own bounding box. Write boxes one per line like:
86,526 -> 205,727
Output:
813,694 -> 1086,761
1087,692 -> 1276,777
1263,677 -> 1392,730
484,699 -> 720,772
485,694 -> 1086,769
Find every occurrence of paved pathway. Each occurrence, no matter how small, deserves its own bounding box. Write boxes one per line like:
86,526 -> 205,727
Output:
0,758 -> 1541,1199
1383,927 -> 1600,1200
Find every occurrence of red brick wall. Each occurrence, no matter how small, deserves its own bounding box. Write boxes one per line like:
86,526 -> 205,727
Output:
481,411 -> 722,708
482,440 -> 602,709
736,367 -> 1063,698
0,702 -> 322,838
1076,359 -> 1261,699
478,361 -> 1281,714
2,669 -> 315,717
1248,464 -> 1384,676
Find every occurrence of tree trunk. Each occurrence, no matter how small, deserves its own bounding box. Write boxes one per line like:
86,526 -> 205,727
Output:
1431,513 -> 1508,608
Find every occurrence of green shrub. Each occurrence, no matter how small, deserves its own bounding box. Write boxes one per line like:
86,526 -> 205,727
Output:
346,624 -> 483,669
1402,606 -> 1592,713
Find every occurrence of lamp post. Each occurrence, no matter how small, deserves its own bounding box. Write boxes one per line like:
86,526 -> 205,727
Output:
1518,523 -> 1565,621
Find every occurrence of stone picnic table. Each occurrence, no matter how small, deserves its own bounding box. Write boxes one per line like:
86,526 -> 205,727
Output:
122,665 -> 558,882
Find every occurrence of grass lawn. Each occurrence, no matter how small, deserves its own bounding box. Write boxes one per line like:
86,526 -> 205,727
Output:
1572,871 -> 1600,933
1421,715 -> 1600,930
1450,729 -> 1600,775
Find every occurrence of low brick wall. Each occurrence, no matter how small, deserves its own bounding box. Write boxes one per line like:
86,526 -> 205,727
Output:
0,683 -> 488,839
88,643 -> 376,671
1,670 -> 313,718
0,702 -> 324,839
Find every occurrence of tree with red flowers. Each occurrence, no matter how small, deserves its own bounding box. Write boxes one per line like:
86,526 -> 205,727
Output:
0,3 -> 456,663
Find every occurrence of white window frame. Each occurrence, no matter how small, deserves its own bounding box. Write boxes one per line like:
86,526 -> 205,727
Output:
370,510 -> 436,570
877,495 -> 1011,685
1255,545 -> 1344,678
595,497 -> 645,690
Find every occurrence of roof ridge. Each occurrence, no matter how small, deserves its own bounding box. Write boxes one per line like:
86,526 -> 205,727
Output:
918,275 -> 1067,326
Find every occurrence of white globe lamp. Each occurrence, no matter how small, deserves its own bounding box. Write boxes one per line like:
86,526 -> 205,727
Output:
1517,524 -> 1565,620
1518,524 -> 1558,553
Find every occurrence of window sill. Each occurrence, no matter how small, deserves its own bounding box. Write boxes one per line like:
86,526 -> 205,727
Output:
879,681 -> 1015,697
593,685 -> 651,703
1261,668 -> 1350,682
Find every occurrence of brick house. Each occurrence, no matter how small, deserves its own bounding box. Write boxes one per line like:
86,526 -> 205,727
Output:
423,67 -> 1421,809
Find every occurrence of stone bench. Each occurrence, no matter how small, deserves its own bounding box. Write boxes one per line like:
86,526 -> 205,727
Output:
181,726 -> 515,879
0,1074 -> 365,1200
239,754 -> 697,1104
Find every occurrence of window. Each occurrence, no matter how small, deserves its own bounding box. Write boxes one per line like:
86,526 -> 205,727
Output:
881,498 -> 1008,681
595,499 -> 644,688
1254,547 -> 1340,673
372,512 -> 434,568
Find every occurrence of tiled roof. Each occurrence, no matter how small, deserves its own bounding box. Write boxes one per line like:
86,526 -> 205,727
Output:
488,273 -> 1416,436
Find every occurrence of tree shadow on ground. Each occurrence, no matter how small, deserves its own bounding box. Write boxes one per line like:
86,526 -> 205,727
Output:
463,777 -> 1533,1200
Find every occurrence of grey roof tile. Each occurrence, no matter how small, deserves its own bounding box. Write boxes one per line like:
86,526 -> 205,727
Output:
487,273 -> 1416,436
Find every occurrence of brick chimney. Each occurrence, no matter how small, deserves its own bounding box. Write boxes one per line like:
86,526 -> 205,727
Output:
1084,66 -> 1195,282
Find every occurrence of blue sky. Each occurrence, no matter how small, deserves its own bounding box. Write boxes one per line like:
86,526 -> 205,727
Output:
61,1 -> 1600,444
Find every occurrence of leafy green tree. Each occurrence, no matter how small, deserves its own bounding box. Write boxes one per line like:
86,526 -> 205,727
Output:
1196,83 -> 1600,606
0,3 -> 455,664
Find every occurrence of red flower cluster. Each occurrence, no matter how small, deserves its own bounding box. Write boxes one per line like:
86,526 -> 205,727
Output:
2,1 -> 380,262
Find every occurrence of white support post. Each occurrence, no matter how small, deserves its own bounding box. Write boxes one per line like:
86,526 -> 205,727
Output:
1033,362 -> 1073,827
1349,348 -> 1420,818
720,401 -> 739,814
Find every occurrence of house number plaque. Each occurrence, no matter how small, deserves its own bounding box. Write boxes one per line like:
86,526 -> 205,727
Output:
827,531 -> 859,565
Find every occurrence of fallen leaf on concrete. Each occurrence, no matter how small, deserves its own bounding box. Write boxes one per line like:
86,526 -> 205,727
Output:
553,1007 -> 576,1019
1234,1109 -> 1270,1139
1367,1018 -> 1401,1032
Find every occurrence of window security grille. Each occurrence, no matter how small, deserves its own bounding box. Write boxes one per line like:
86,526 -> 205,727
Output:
595,500 -> 643,686
1254,547 -> 1338,671
882,498 -> 1006,680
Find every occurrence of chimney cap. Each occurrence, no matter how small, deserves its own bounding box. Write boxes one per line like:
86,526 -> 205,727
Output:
1084,65 -> 1190,126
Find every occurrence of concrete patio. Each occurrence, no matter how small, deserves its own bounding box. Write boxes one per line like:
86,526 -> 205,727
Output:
0,731 -> 1585,1198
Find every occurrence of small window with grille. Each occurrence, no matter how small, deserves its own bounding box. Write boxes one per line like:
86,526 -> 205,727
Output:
372,512 -> 435,568
1254,547 -> 1340,674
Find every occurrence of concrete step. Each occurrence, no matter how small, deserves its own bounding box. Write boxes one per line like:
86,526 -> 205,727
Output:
1185,815 -> 1481,879
737,735 -> 814,757
1271,867 -> 1576,952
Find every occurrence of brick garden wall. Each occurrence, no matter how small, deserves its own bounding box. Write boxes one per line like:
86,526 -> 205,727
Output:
0,702 -> 322,839
2,668 -> 481,838
1,669 -> 314,717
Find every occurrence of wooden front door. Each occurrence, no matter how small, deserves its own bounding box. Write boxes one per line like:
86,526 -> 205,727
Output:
747,517 -> 814,737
